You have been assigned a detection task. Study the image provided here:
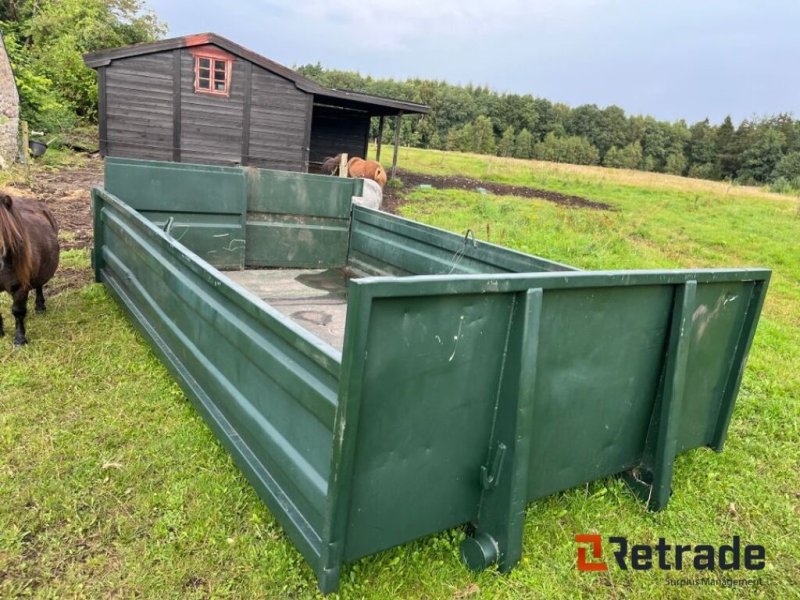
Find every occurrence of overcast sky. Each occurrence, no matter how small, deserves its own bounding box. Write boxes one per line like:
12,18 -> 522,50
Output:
147,0 -> 799,124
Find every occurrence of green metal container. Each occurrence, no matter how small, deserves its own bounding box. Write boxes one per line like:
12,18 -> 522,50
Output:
93,158 -> 769,593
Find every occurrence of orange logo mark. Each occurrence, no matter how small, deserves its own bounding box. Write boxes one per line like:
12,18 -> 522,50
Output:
576,534 -> 608,571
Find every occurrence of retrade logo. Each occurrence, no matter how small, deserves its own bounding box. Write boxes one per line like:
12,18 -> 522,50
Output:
575,535 -> 765,572
575,534 -> 608,571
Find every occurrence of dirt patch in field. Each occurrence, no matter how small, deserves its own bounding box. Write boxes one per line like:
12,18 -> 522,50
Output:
382,169 -> 612,213
4,158 -> 102,252
47,267 -> 93,296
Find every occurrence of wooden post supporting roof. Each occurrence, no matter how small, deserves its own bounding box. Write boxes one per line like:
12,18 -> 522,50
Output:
391,112 -> 402,179
376,115 -> 385,162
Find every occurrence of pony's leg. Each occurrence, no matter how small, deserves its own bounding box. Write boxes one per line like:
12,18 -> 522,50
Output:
0,312 -> 4,337
11,289 -> 29,346
35,287 -> 46,313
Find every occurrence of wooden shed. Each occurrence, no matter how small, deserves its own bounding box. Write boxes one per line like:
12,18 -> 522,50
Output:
83,33 -> 429,173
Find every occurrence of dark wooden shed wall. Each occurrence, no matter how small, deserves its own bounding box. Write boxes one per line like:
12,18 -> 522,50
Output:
309,106 -> 370,169
247,67 -> 309,171
105,54 -> 174,161
179,49 -> 245,165
102,46 -> 309,170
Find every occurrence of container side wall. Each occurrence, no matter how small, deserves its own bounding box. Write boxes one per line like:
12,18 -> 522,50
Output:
677,280 -> 760,452
348,206 -> 577,276
245,168 -> 358,268
526,284 -> 672,499
104,157 -> 247,269
333,269 -> 770,566
341,292 -> 515,561
92,187 -> 341,576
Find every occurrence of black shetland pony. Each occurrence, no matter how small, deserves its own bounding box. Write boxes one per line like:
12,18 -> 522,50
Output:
0,191 -> 59,346
320,154 -> 343,175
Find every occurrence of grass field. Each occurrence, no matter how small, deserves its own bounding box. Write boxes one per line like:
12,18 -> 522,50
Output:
1,149 -> 798,598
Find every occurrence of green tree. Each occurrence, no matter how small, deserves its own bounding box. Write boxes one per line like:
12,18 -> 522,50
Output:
2,0 -> 165,129
665,152 -> 687,175
667,120 -> 691,161
604,146 -> 624,168
458,123 -> 476,152
514,128 -> 533,159
604,141 -> 642,169
768,114 -> 798,153
432,86 -> 478,136
640,118 -> 671,171
497,126 -> 515,157
728,120 -> 760,180
473,115 -> 495,155
445,127 -> 460,151
429,130 -> 442,150
772,151 -> 800,181
414,116 -> 438,148
716,116 -> 738,179
565,104 -> 603,155
533,133 -> 599,165
596,105 -> 629,158
738,128 -> 786,183
1,31 -> 74,130
530,98 -> 558,140
687,119 -> 720,178
496,94 -> 537,134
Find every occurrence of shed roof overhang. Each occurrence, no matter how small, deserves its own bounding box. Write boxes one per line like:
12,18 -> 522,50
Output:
83,33 -> 430,117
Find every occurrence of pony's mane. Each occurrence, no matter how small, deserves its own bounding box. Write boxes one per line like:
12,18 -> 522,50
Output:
0,191 -> 34,289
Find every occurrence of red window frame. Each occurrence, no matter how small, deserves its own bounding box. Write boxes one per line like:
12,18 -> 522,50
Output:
193,53 -> 232,96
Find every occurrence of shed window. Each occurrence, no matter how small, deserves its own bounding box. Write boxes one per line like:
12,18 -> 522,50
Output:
194,55 -> 231,96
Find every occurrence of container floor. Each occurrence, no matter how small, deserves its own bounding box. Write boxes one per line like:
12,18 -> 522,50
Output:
225,268 -> 349,350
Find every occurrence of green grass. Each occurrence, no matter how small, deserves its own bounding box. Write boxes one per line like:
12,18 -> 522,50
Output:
2,149 -> 799,598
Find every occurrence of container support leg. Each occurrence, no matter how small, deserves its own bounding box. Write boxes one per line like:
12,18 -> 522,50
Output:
624,280 -> 696,511
461,288 -> 542,572
91,189 -> 105,283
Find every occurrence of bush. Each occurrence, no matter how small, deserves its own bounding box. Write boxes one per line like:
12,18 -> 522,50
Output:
770,177 -> 800,195
664,152 -> 688,176
386,177 -> 403,190
688,162 -> 722,180
514,128 -> 533,159
772,151 -> 800,182
604,141 -> 642,169
533,133 -> 600,165
497,126 -> 515,157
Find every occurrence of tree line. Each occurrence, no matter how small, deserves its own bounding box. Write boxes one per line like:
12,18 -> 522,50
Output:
2,1 -> 798,191
297,64 -> 800,191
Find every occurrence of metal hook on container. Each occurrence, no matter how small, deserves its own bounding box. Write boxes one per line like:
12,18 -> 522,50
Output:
464,228 -> 476,247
